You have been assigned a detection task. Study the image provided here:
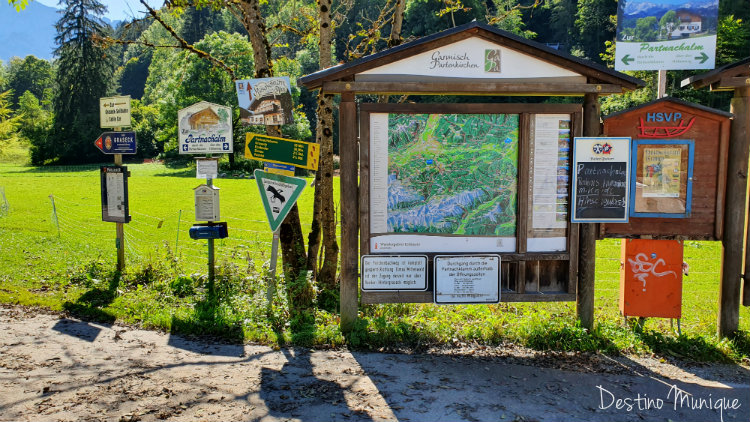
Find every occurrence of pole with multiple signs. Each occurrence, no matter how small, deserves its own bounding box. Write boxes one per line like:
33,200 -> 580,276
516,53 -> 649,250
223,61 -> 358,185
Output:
98,95 -> 133,273
179,101 -> 233,288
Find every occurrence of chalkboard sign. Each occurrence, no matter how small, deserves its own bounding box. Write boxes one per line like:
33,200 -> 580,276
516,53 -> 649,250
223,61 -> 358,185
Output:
571,137 -> 631,223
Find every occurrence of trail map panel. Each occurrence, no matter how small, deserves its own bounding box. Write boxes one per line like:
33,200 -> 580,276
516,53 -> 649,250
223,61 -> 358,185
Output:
370,113 -> 518,253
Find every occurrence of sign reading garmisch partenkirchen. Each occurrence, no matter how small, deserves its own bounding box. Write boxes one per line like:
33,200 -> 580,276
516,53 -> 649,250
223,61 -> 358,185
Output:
615,0 -> 718,71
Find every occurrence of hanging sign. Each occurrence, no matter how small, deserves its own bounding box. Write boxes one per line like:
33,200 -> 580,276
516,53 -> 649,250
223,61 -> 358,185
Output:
178,101 -> 233,154
196,158 -> 219,179
245,133 -> 319,170
194,184 -> 220,221
615,0 -> 718,71
434,255 -> 501,304
100,166 -> 131,223
100,96 -> 132,128
236,77 -> 294,125
94,131 -> 137,155
571,137 -> 631,223
254,169 -> 306,232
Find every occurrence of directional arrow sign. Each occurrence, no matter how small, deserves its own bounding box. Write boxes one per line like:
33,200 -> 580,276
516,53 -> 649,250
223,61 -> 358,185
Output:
95,132 -> 137,154
621,54 -> 635,66
245,133 -> 319,170
254,169 -> 306,232
695,52 -> 709,64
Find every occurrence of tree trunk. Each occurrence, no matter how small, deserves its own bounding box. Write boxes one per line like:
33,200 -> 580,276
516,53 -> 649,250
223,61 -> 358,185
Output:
307,0 -> 339,310
239,0 -> 309,316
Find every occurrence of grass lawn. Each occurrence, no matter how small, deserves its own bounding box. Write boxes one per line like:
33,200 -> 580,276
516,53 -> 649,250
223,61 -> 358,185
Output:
0,163 -> 748,363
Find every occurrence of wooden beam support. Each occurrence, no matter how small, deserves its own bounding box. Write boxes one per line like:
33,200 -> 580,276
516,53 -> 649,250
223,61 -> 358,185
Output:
321,81 -> 623,96
577,93 -> 600,330
721,86 -> 750,335
339,92 -> 359,333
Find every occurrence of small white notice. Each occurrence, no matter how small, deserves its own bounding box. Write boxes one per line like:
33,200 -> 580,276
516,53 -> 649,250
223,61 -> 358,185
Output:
194,184 -> 220,221
434,255 -> 501,304
106,172 -> 125,219
196,158 -> 219,179
361,255 -> 428,291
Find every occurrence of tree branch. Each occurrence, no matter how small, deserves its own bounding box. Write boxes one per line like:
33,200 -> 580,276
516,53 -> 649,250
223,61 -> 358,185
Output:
139,0 -> 237,80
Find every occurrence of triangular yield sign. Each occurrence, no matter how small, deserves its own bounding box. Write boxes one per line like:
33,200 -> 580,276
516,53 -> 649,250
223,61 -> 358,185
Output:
254,169 -> 306,232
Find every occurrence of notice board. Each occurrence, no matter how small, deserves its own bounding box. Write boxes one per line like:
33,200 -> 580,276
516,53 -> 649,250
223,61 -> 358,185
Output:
359,103 -> 583,304
571,137 -> 631,223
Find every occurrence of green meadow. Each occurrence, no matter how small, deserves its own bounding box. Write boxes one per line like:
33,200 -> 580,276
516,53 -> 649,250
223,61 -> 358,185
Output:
0,163 -> 748,363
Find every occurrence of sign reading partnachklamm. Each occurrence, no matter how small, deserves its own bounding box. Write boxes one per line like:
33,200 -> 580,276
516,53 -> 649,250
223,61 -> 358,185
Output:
615,0 -> 718,71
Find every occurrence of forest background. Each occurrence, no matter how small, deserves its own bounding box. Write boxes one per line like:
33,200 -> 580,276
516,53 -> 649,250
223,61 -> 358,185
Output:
0,0 -> 749,353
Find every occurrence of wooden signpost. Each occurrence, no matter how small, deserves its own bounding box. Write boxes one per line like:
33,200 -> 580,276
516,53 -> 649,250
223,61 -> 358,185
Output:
98,95 -> 133,273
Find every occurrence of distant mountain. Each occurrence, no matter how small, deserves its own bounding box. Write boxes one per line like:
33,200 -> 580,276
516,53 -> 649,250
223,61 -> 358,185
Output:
0,1 -> 58,63
623,0 -> 718,19
0,2 -> 122,64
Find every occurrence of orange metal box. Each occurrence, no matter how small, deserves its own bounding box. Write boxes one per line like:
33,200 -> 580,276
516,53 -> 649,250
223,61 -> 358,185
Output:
620,239 -> 683,318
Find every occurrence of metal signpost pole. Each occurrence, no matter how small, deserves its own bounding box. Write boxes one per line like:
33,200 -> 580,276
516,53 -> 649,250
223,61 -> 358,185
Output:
206,155 -> 215,294
267,229 -> 280,303
657,70 -> 667,98
114,147 -> 125,273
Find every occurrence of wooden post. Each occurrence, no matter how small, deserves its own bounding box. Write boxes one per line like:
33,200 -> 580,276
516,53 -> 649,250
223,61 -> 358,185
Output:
719,86 -> 750,336
577,93 -> 600,330
339,91 -> 359,333
114,152 -> 125,272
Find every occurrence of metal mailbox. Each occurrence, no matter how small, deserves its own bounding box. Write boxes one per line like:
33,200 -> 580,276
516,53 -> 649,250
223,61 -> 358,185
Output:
189,222 -> 229,240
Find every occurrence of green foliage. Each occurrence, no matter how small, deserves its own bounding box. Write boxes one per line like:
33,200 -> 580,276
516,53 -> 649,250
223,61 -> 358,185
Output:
575,0 -> 617,62
17,90 -> 52,164
48,0 -> 116,164
5,55 -> 53,109
403,0 -> 487,38
716,15 -> 750,66
0,90 -> 22,161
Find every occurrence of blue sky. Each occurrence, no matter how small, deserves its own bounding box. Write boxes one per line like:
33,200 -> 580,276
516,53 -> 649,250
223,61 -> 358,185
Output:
35,0 -> 161,21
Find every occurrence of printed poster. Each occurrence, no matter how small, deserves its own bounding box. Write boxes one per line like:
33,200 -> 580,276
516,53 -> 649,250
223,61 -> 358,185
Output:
615,0 -> 718,70
642,147 -> 682,198
236,77 -> 294,125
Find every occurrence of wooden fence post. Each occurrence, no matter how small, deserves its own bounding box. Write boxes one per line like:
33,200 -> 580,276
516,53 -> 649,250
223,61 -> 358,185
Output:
719,86 -> 750,337
339,91 -> 359,333
577,92 -> 600,330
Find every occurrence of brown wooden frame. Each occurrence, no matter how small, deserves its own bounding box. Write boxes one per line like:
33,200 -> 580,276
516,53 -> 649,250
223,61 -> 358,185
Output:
358,102 -> 582,304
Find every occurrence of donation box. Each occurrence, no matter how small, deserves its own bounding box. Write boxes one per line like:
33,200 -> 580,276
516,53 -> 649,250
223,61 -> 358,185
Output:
620,239 -> 683,318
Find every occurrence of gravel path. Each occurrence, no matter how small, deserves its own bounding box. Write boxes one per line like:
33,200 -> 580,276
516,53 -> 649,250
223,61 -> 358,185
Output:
0,305 -> 747,422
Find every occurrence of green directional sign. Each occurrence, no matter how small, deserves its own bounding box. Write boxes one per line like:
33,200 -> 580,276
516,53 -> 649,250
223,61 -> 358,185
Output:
245,133 -> 319,170
695,52 -> 709,64
254,169 -> 306,232
621,54 -> 635,66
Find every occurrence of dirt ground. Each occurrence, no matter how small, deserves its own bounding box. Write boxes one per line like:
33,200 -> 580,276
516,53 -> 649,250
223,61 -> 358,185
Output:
0,305 -> 748,422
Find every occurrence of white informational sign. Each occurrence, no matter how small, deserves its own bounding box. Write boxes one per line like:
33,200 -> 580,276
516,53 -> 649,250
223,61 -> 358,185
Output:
178,101 -> 233,154
194,184 -> 220,221
106,172 -> 125,219
196,158 -> 219,179
100,96 -> 131,128
361,255 -> 428,291
434,255 -> 501,304
615,0 -> 718,71
359,37 -> 585,82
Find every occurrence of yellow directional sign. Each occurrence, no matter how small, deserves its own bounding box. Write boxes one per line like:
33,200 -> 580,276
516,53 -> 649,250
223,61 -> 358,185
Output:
245,133 -> 319,170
